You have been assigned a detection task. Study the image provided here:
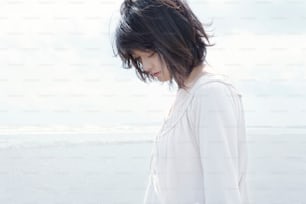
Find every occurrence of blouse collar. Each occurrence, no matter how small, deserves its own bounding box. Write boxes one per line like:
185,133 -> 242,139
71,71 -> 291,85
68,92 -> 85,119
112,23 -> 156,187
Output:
159,72 -> 241,137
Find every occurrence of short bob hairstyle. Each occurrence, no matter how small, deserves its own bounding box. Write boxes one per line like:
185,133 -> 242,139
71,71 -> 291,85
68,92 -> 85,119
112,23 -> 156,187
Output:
113,0 -> 215,90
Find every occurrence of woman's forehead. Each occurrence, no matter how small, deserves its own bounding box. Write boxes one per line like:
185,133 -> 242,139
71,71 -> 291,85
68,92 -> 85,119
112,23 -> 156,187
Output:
131,49 -> 153,57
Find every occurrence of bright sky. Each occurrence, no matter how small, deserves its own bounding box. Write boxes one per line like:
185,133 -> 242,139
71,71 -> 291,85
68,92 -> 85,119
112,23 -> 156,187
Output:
0,0 -> 305,134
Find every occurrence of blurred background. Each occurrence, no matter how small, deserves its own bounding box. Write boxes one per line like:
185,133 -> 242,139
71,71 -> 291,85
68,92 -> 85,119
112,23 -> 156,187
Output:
0,0 -> 306,203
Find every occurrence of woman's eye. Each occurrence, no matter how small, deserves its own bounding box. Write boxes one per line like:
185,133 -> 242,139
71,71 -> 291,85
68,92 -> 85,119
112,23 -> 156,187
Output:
135,57 -> 142,64
148,52 -> 155,57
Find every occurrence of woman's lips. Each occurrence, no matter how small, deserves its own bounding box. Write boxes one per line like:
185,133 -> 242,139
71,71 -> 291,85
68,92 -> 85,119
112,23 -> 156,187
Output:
153,71 -> 160,77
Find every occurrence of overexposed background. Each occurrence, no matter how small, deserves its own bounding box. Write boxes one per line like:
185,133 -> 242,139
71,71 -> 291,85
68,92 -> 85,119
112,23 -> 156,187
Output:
0,0 -> 306,203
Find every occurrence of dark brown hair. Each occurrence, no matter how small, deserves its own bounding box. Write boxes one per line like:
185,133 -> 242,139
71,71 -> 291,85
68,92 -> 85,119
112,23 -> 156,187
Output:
112,0 -> 215,90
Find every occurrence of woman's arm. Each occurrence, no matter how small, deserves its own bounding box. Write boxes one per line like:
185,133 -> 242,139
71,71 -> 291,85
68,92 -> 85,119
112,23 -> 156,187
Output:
191,82 -> 246,204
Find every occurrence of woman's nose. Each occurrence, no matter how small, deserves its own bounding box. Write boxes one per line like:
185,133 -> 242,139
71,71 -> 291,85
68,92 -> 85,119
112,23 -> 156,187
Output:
142,60 -> 153,73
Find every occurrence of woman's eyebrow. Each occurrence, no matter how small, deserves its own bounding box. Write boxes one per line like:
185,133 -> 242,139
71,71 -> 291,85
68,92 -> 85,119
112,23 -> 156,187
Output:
131,55 -> 138,60
131,50 -> 139,57
130,53 -> 137,58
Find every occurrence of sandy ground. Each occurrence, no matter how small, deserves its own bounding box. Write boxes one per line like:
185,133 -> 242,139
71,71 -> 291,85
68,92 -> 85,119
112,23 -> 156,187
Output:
1,135 -> 306,204
0,142 -> 152,204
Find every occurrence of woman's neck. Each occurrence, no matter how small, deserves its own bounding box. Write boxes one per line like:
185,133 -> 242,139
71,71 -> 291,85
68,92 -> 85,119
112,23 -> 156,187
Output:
184,63 -> 208,89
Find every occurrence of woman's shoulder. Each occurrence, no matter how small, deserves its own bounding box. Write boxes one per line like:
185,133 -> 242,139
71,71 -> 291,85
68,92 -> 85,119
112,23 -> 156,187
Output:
190,71 -> 243,99
187,72 -> 244,122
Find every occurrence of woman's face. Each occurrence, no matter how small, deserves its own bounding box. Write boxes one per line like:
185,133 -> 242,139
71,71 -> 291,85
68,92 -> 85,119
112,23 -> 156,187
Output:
131,49 -> 171,82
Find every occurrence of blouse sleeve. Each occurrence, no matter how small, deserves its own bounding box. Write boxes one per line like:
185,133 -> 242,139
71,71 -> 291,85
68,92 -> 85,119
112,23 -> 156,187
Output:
143,174 -> 162,204
190,82 -> 244,204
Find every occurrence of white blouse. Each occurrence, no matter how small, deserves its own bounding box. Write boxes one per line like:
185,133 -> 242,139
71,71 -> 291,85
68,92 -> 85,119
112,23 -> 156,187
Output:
143,72 -> 249,204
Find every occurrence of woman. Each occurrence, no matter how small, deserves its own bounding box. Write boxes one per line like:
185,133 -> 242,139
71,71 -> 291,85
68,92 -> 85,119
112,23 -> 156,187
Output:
113,0 -> 249,203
